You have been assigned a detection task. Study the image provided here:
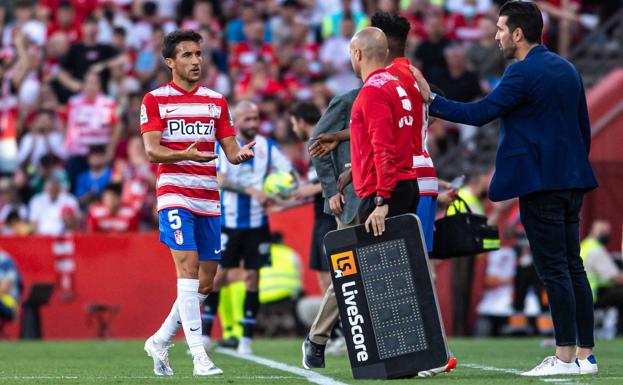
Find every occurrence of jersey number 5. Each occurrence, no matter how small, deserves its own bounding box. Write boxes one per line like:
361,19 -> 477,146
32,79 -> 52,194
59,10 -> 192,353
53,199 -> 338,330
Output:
168,209 -> 182,230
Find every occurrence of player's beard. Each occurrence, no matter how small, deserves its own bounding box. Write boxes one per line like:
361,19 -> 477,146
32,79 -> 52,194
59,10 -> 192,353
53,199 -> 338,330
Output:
239,126 -> 257,141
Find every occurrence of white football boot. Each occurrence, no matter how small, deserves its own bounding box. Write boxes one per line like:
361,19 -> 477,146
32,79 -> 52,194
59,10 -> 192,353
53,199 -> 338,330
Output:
521,356 -> 580,376
144,336 -> 174,376
237,337 -> 253,355
193,354 -> 223,376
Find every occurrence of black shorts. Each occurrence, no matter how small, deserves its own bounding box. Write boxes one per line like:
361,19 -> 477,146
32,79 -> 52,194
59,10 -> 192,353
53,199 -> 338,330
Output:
309,213 -> 337,271
358,179 -> 420,220
220,226 -> 271,269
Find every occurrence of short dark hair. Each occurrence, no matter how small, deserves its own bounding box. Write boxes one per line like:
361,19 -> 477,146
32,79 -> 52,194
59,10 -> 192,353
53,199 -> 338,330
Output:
371,12 -> 410,47
88,144 -> 107,155
290,102 -> 321,125
113,26 -> 126,37
162,30 -> 203,59
499,1 -> 543,44
104,183 -> 123,196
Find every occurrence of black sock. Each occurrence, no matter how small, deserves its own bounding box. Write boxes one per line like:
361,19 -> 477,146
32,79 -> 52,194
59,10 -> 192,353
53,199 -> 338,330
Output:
242,290 -> 259,338
201,291 -> 220,337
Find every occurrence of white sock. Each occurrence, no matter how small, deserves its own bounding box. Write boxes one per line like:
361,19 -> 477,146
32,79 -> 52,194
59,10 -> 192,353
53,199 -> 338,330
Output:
153,299 -> 181,345
177,278 -> 206,359
153,292 -> 210,345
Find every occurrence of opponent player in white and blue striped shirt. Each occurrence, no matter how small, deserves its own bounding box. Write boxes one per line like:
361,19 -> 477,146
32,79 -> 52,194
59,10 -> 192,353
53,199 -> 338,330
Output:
202,101 -> 293,355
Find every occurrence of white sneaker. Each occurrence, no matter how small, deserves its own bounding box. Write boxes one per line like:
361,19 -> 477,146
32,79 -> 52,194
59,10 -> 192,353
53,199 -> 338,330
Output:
576,355 -> 598,374
144,336 -> 174,376
193,354 -> 223,376
521,356 -> 580,376
237,337 -> 253,355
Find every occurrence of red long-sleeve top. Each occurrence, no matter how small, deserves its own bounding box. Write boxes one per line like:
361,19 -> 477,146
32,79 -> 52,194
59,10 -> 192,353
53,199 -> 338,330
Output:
350,68 -> 418,199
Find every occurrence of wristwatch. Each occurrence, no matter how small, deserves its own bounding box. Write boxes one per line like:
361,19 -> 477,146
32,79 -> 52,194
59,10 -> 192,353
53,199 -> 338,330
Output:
374,195 -> 390,206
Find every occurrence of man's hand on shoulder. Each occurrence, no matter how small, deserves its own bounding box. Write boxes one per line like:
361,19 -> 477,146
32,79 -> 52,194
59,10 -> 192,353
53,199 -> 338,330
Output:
408,65 -> 432,104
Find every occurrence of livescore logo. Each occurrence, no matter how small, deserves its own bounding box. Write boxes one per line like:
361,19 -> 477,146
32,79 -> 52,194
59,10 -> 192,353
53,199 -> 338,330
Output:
331,251 -> 357,279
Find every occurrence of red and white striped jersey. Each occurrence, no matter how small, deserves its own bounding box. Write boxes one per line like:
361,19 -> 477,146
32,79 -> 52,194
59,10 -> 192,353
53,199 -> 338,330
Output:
140,82 -> 235,216
65,93 -> 119,156
386,58 -> 438,197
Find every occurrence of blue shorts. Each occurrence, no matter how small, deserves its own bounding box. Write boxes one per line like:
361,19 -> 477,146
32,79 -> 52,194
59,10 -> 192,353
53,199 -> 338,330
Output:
416,196 -> 437,253
159,208 -> 221,261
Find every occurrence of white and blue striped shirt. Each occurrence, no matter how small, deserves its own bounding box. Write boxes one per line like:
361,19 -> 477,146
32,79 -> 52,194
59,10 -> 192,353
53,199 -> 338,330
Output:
217,135 -> 292,229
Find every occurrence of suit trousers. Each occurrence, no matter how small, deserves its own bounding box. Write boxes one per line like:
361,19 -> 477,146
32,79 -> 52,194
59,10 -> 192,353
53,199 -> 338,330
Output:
519,189 -> 594,347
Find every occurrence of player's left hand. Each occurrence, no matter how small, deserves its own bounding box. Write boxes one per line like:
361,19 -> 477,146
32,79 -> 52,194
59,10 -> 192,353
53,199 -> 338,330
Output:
365,204 -> 389,237
236,140 -> 256,164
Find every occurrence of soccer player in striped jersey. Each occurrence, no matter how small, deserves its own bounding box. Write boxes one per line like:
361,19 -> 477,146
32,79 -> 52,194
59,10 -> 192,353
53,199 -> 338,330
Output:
140,30 -> 255,377
201,100 -> 294,355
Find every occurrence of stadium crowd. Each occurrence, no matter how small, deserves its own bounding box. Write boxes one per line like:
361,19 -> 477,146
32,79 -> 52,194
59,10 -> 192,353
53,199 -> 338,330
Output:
0,0 -> 621,340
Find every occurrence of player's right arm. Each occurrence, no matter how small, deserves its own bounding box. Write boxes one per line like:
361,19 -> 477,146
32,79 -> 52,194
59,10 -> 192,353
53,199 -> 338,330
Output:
140,93 -> 217,163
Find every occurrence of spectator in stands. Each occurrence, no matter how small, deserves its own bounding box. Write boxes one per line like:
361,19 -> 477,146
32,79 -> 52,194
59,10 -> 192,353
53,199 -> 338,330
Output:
52,15 -> 119,103
284,56 -> 314,102
321,0 -> 368,39
467,16 -> 507,90
75,145 -> 112,210
181,0 -> 222,33
112,136 -> 156,215
0,30 -> 32,177
280,22 -> 321,75
17,109 -> 65,169
198,26 -> 228,75
0,249 -> 22,326
435,44 -> 484,103
581,220 -> 623,335
135,26 -> 165,88
46,1 -> 81,44
2,0 -> 46,47
63,71 -> 121,188
230,19 -> 279,81
269,0 -> 302,48
131,1 -> 176,53
22,153 -> 69,198
29,173 -> 79,236
0,179 -> 28,234
320,16 -> 360,96
86,183 -> 139,233
235,60 -> 285,103
446,0 -> 486,43
413,14 -> 451,80
226,1 -> 270,45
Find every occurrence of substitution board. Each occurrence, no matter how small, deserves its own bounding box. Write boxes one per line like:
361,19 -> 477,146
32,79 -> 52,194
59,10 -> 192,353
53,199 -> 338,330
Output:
324,214 -> 450,379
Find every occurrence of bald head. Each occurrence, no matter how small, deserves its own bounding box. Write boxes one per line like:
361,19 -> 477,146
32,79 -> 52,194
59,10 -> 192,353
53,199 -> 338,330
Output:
234,100 -> 260,140
349,27 -> 389,79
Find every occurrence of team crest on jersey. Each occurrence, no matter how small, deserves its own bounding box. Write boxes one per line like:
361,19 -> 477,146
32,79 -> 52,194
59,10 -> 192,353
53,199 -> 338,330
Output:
206,103 -> 222,118
140,104 -> 148,124
174,230 -> 184,245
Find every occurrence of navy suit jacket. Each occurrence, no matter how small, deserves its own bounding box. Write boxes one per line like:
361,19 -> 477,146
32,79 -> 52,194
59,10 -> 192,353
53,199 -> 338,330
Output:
430,45 -> 597,202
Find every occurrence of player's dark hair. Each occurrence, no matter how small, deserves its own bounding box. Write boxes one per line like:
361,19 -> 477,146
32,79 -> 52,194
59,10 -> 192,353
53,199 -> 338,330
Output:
371,12 -> 411,49
104,183 -> 123,196
162,30 -> 203,60
290,102 -> 321,125
499,1 -> 543,44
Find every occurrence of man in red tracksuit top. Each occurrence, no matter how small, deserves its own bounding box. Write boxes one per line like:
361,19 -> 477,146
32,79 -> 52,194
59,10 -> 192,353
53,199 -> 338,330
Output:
348,27 -> 419,237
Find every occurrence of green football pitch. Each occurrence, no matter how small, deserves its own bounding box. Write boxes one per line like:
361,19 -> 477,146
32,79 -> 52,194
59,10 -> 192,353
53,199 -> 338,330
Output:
0,338 -> 621,384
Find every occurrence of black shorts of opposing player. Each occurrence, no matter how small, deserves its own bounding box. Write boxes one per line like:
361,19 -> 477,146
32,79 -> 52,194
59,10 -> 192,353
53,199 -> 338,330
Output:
220,225 -> 271,269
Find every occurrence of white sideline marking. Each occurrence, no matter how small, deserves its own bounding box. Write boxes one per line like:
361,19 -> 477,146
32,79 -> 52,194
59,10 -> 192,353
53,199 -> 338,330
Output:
2,375 -> 296,380
216,348 -> 349,385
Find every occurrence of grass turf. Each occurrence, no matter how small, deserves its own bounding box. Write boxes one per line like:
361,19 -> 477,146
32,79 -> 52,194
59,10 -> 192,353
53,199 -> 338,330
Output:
0,338 -> 621,384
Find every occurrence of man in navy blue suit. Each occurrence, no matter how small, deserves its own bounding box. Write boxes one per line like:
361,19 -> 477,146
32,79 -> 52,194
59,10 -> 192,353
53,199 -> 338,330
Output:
412,1 -> 598,376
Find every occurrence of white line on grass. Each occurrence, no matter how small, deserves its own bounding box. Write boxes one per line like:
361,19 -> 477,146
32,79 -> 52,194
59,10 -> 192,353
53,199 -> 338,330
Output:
216,348 -> 349,385
463,362 -> 589,385
2,375 -> 297,381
